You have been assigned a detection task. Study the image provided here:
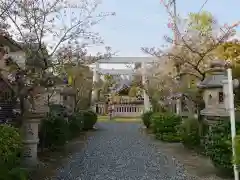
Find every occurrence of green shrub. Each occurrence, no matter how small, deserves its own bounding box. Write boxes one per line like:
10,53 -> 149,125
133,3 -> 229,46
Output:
81,110 -> 97,130
204,120 -> 240,175
234,135 -> 240,165
0,125 -> 22,165
179,118 -> 201,149
141,111 -> 153,128
49,104 -> 68,117
39,113 -> 69,150
0,125 -> 28,180
0,167 -> 28,180
68,112 -> 84,138
151,112 -> 182,142
233,113 -> 240,166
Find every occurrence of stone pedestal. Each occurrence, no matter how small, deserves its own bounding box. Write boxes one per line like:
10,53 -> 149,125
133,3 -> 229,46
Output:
176,99 -> 181,115
22,112 -> 45,167
92,62 -> 100,104
201,108 -> 229,125
143,90 -> 150,112
141,62 -> 151,112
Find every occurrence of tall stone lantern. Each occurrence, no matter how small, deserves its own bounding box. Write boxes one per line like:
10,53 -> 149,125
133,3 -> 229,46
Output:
197,60 -> 238,125
21,86 -> 49,167
60,86 -> 76,113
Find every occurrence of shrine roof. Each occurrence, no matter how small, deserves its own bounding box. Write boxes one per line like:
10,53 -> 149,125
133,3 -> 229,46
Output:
111,79 -> 132,93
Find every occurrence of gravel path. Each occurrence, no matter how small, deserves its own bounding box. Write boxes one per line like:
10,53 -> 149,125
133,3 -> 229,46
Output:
48,121 -> 196,180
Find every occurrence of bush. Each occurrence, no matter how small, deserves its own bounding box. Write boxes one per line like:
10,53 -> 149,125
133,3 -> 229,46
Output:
179,118 -> 201,149
49,104 -> 68,117
68,112 -> 84,138
0,124 -> 28,180
39,113 -> 69,150
39,109 -> 97,151
81,110 -> 97,130
141,111 -> 153,128
204,120 -> 240,175
151,112 -> 182,142
234,135 -> 240,166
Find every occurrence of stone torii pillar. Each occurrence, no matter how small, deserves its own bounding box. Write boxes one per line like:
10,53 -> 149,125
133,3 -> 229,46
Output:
141,62 -> 151,112
91,62 -> 100,104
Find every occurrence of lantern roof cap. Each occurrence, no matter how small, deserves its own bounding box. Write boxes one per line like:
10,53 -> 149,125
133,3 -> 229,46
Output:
198,60 -> 227,89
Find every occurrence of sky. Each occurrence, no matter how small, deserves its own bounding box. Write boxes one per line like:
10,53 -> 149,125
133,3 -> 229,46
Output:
89,0 -> 240,59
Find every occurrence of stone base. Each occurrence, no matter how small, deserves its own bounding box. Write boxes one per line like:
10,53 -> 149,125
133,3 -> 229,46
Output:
22,143 -> 39,168
200,108 -> 229,117
22,112 -> 46,168
204,116 -> 226,125
21,160 -> 46,171
200,108 -> 231,126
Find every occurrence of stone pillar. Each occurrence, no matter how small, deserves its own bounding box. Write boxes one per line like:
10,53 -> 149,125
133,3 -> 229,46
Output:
92,62 -> 100,104
222,79 -> 239,110
222,80 -> 229,110
22,112 -> 45,167
141,62 -> 150,112
176,98 -> 182,115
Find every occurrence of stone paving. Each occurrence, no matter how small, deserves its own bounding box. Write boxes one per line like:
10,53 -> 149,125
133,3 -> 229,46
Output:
46,121 -> 202,180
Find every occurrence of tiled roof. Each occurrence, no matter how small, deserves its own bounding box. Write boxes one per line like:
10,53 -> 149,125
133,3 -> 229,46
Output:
111,79 -> 132,93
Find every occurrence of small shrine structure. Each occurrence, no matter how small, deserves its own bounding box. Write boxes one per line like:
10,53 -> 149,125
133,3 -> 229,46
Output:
96,78 -> 144,117
92,57 -> 155,117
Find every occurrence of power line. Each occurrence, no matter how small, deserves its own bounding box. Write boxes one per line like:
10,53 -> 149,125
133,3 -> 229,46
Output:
197,0 -> 209,14
171,0 -> 210,44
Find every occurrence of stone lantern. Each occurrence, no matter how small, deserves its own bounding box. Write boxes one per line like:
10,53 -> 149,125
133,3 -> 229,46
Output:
21,86 -> 49,167
198,60 -> 238,124
60,86 -> 76,113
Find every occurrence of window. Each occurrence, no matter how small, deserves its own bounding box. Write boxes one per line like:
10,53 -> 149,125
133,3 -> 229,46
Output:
219,92 -> 224,103
208,94 -> 212,105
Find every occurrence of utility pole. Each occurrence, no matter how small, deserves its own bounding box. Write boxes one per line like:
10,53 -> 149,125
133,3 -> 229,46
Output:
171,0 -> 181,114
226,65 -> 239,180
172,0 -> 179,75
172,0 -> 178,45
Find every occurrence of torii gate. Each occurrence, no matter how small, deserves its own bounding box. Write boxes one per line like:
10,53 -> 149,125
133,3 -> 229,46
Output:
91,57 -> 157,112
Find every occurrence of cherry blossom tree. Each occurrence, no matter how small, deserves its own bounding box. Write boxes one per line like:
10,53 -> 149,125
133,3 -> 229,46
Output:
0,0 -> 16,26
143,11 -> 235,82
1,0 -> 115,62
141,1 -> 238,113
0,0 -> 115,119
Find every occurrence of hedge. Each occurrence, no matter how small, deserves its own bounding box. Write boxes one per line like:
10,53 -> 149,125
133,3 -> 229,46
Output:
81,110 -> 98,130
204,120 -> 240,176
39,106 -> 98,150
151,112 -> 182,142
178,118 -> 208,150
141,111 -> 154,128
68,112 -> 84,138
0,124 -> 28,180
